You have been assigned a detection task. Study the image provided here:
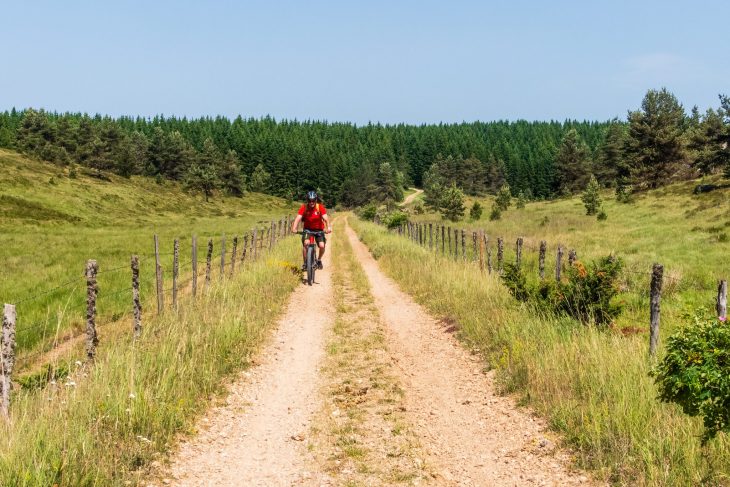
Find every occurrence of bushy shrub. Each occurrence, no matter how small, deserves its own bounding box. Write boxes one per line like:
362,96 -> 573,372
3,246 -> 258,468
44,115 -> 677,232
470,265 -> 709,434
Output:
358,203 -> 378,221
489,203 -> 501,221
597,210 -> 608,221
653,313 -> 730,442
469,201 -> 483,220
413,202 -> 425,214
500,255 -> 623,326
382,210 -> 409,229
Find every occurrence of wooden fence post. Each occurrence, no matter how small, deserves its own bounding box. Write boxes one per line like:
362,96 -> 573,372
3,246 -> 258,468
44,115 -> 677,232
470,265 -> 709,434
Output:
441,225 -> 445,255
461,229 -> 466,261
172,238 -> 179,309
154,235 -> 163,314
516,237 -> 523,269
252,229 -> 258,260
568,249 -> 577,266
242,234 -> 248,262
1,303 -> 16,417
429,223 -> 433,251
485,234 -> 492,274
230,236 -> 238,277
478,230 -> 485,273
497,237 -> 504,273
269,222 -> 274,250
192,236 -> 198,298
538,241 -> 546,279
220,234 -> 226,280
649,264 -> 664,356
556,245 -> 563,282
447,226 -> 452,256
131,255 -> 142,338
717,280 -> 728,320
86,259 -> 99,361
205,238 -> 213,288
472,232 -> 478,262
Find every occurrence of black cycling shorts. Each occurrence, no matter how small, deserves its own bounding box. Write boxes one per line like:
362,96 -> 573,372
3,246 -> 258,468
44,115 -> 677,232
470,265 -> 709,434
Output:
301,233 -> 326,245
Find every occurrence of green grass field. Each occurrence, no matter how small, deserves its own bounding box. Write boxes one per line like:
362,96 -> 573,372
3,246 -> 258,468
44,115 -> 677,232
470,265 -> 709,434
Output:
0,149 -> 298,365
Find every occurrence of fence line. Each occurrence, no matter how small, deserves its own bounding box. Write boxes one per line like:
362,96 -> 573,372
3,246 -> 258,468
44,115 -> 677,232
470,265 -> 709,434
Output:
1,219 -> 298,418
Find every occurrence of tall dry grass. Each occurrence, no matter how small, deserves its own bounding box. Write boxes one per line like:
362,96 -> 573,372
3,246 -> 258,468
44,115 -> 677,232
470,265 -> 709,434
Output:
351,217 -> 730,486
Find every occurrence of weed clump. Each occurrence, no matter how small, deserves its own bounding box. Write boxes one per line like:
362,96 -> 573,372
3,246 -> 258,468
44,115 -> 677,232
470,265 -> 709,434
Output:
500,256 -> 623,326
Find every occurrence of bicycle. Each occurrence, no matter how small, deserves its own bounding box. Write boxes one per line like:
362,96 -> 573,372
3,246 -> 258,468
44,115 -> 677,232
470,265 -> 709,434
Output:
297,230 -> 325,286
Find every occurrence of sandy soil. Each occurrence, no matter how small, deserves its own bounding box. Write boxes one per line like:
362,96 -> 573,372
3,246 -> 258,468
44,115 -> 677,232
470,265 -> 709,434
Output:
158,248 -> 335,486
344,220 -> 595,486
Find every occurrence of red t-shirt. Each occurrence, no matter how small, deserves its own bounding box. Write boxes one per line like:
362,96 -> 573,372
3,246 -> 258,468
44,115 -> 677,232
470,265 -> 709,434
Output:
298,203 -> 327,230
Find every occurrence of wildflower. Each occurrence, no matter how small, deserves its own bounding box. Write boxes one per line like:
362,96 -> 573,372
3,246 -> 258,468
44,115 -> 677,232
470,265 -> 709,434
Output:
719,316 -> 727,322
129,393 -> 136,399
65,381 -> 76,387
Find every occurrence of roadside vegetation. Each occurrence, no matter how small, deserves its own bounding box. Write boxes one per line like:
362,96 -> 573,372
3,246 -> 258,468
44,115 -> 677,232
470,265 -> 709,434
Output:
0,237 -> 301,485
0,149 -> 296,358
351,197 -> 730,485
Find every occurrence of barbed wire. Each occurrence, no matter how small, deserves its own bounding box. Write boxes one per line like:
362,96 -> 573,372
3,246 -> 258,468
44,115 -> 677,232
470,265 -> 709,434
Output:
13,275 -> 84,305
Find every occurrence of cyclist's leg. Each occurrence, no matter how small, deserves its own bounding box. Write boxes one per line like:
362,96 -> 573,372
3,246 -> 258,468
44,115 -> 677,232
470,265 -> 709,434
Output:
317,240 -> 325,259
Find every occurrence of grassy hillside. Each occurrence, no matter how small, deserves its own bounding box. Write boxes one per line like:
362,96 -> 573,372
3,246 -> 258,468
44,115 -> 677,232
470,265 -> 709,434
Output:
0,149 -> 298,358
404,181 -> 730,332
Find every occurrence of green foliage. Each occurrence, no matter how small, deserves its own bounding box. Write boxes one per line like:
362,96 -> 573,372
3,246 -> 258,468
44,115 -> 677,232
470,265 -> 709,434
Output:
516,191 -> 527,209
597,209 -> 608,221
653,313 -> 730,442
440,183 -> 465,221
495,183 -> 512,211
469,201 -> 483,220
412,201 -> 425,214
489,203 -> 502,221
249,163 -> 271,193
381,210 -> 409,229
581,175 -> 602,215
500,256 -> 623,326
357,203 -> 378,221
615,183 -> 633,203
625,88 -> 687,189
555,128 -> 591,193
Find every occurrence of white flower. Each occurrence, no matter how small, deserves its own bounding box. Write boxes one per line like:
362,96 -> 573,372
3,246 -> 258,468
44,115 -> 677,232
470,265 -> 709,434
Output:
129,393 -> 136,399
64,381 -> 76,387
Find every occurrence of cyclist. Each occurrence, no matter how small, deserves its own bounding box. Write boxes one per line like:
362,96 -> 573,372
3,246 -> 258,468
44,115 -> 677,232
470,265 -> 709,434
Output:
290,191 -> 331,271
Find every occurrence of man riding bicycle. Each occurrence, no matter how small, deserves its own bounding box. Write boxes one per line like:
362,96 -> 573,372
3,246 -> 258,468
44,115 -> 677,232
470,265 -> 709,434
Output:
290,191 -> 332,271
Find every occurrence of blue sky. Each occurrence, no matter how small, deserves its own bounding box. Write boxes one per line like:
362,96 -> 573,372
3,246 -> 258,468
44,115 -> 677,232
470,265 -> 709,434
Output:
1,0 -> 727,124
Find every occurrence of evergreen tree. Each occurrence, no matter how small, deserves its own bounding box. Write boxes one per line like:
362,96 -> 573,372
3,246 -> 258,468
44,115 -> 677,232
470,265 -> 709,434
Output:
554,128 -> 590,193
495,183 -> 512,211
249,163 -> 271,193
581,175 -> 602,215
688,108 -> 729,176
624,88 -> 687,189
594,120 -> 627,186
219,149 -> 246,196
469,201 -> 483,220
516,191 -> 527,209
441,183 -> 465,221
184,162 -> 220,202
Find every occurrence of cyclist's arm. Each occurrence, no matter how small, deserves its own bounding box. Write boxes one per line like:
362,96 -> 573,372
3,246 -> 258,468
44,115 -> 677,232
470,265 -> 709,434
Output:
322,214 -> 332,234
291,214 -> 303,233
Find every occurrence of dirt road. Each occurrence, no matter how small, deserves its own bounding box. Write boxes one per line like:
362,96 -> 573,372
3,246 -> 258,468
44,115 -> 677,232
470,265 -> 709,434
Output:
402,188 -> 423,206
157,222 -> 595,486
161,249 -> 335,486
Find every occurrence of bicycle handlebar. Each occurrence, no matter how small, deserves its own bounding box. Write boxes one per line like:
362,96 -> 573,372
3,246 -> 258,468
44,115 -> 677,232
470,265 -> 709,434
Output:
296,230 -> 326,235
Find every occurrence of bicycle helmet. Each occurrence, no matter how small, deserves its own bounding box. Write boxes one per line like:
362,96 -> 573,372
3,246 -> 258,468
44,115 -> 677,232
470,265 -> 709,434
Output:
306,190 -> 318,201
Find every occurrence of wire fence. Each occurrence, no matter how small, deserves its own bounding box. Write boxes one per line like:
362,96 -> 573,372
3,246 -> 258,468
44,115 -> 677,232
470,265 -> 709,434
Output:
2,217 -> 296,406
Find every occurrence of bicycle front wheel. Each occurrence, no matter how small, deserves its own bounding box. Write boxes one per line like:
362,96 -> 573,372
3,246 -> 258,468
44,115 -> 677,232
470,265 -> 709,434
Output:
306,245 -> 316,285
